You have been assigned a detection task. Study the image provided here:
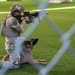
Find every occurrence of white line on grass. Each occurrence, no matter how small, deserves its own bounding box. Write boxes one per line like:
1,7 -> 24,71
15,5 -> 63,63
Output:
0,6 -> 75,14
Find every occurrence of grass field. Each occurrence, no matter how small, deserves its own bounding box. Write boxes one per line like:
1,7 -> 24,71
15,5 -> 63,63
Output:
0,0 -> 75,75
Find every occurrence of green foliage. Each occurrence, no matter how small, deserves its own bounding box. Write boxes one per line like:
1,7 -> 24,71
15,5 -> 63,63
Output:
0,1 -> 75,75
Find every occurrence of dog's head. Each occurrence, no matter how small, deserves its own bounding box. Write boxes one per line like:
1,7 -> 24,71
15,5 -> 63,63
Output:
23,38 -> 39,51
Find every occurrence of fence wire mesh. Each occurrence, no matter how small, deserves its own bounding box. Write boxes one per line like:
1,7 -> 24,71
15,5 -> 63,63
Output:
0,0 -> 75,75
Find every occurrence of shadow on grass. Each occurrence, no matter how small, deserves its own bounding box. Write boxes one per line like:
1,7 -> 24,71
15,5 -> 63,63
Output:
5,64 -> 41,75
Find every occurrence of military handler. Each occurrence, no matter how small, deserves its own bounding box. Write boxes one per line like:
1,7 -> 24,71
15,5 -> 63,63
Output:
1,3 -> 30,69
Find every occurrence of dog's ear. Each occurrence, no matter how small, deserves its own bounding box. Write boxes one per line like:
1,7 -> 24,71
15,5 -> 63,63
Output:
32,39 -> 39,46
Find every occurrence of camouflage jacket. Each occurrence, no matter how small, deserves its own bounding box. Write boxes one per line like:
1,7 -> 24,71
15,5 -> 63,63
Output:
1,14 -> 26,37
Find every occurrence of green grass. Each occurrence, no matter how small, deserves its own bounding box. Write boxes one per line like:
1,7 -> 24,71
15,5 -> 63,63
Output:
0,0 -> 75,11
0,1 -> 75,75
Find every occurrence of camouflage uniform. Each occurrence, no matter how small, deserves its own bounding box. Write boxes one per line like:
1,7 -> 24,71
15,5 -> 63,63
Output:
4,15 -> 26,54
1,3 -> 26,69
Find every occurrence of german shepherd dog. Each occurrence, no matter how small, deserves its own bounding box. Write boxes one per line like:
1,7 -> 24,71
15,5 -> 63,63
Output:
2,38 -> 47,65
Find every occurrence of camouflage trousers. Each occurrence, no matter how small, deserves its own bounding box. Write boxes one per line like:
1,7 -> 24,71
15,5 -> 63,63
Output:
5,41 -> 20,69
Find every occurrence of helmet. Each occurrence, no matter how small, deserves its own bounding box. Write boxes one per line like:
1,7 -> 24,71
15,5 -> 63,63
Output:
10,3 -> 24,13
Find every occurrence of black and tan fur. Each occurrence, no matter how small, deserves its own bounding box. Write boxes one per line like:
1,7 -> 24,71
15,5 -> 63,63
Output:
2,38 -> 47,64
